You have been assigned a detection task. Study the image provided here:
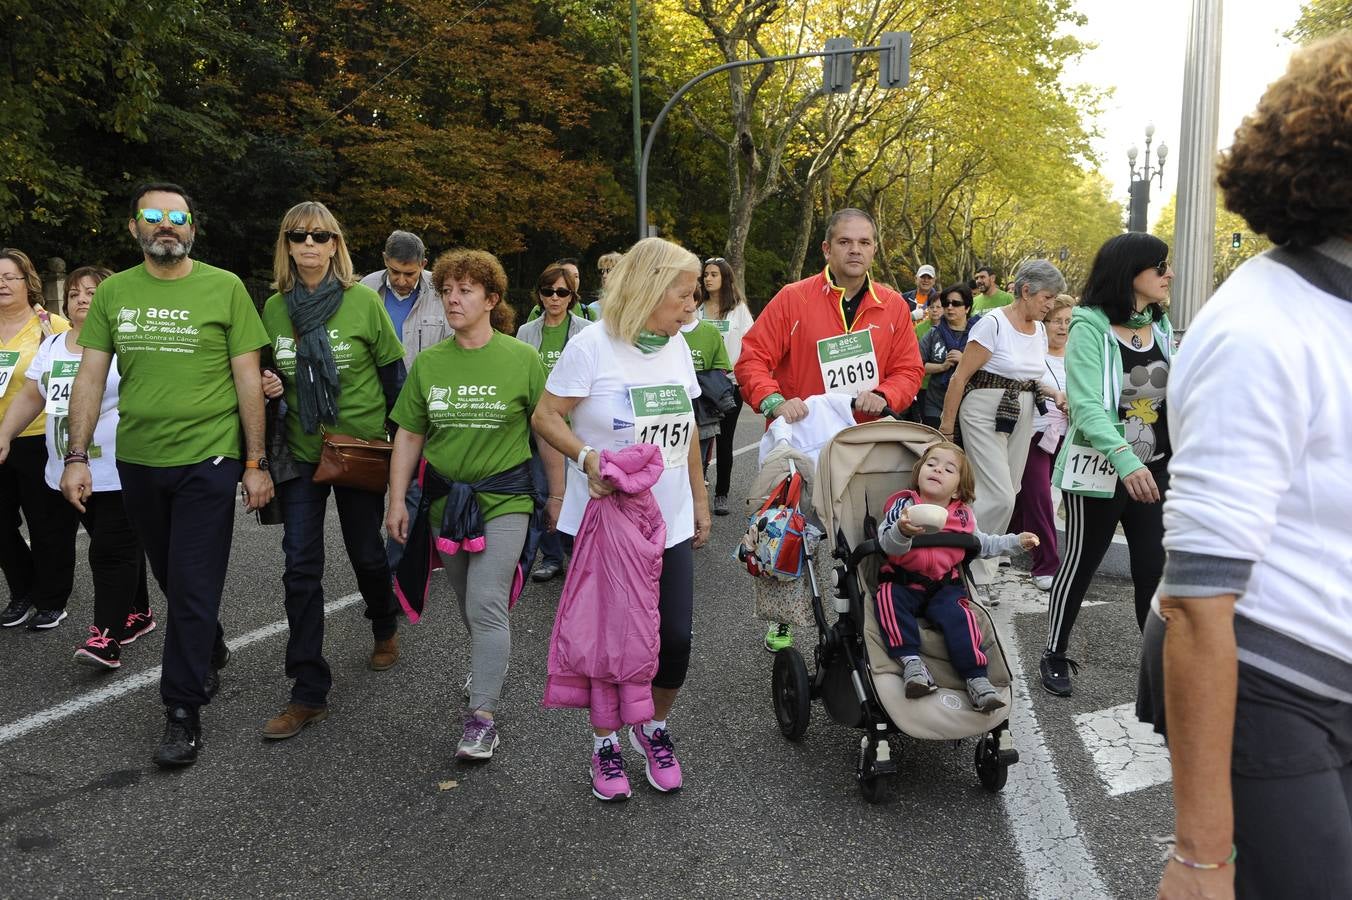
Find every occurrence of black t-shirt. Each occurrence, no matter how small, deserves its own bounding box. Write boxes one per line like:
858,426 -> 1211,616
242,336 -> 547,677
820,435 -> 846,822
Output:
1117,334 -> 1170,463
841,283 -> 869,330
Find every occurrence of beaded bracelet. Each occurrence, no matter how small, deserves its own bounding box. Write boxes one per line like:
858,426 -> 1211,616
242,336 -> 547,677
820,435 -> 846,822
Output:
1171,845 -> 1237,870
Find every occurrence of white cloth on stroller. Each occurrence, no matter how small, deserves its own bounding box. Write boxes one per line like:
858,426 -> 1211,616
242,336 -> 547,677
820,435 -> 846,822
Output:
757,393 -> 855,467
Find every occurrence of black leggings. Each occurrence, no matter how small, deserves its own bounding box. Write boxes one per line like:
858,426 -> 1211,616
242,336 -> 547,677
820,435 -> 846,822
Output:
710,385 -> 743,498
1046,458 -> 1168,654
653,539 -> 694,690
0,435 -> 77,611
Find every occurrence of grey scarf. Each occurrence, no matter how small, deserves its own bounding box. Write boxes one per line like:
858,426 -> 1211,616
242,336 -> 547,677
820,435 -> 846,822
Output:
284,273 -> 345,434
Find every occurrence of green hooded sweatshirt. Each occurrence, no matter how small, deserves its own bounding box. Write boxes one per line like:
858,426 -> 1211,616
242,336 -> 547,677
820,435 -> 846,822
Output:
1052,304 -> 1173,493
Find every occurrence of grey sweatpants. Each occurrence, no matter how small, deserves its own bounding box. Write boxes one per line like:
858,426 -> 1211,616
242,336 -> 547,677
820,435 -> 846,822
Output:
958,388 -> 1033,584
442,513 -> 528,714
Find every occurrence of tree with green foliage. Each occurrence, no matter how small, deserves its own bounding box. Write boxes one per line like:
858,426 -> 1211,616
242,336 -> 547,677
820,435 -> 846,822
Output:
1289,0 -> 1352,41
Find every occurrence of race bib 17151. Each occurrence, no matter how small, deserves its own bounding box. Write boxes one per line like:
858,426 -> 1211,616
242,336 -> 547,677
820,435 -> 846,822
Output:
629,383 -> 694,469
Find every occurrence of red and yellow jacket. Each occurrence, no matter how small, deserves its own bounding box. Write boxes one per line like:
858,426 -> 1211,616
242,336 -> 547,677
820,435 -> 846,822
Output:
734,268 -> 923,420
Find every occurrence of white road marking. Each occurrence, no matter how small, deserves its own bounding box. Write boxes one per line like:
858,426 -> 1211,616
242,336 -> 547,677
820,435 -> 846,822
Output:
1074,702 -> 1171,797
986,569 -> 1111,900
0,592 -> 362,746
733,440 -> 758,457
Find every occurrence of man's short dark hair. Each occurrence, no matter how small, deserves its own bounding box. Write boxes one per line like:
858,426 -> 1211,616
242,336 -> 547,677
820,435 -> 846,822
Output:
975,263 -> 994,278
823,208 -> 878,244
383,230 -> 426,263
129,182 -> 195,222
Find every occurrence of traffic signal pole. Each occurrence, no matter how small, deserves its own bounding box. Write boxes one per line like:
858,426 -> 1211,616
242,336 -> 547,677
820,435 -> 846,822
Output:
636,34 -> 910,240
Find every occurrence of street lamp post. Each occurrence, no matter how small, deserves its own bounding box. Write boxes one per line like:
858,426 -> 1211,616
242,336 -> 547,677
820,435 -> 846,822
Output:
1126,124 -> 1169,232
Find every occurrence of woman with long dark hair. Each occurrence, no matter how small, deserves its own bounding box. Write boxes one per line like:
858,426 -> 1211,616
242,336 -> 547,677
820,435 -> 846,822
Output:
1042,232 -> 1173,697
698,257 -> 754,515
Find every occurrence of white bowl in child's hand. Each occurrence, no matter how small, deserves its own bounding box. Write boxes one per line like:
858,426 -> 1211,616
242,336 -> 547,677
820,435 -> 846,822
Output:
906,503 -> 948,533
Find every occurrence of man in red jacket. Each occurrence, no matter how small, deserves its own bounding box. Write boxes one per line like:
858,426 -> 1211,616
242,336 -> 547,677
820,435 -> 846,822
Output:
736,208 -> 923,425
735,207 -> 923,651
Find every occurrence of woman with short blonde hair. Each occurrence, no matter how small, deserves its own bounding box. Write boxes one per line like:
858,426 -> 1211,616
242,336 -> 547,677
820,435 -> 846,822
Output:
532,236 -> 710,801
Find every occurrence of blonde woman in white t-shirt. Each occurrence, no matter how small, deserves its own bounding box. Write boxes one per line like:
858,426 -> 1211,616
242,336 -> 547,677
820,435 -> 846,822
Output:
939,259 -> 1065,584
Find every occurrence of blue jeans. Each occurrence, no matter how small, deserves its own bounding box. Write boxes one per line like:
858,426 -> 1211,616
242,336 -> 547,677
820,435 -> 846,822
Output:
279,463 -> 397,707
529,452 -> 570,569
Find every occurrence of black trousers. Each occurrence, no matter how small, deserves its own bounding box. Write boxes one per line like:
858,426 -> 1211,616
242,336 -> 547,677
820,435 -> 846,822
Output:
69,491 -> 151,633
653,540 -> 694,690
1046,457 -> 1169,654
710,385 -> 743,498
118,458 -> 239,710
0,435 -> 77,611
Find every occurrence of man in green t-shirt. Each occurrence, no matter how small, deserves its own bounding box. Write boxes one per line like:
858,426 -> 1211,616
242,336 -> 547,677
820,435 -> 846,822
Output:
62,182 -> 272,769
971,264 -> 1015,315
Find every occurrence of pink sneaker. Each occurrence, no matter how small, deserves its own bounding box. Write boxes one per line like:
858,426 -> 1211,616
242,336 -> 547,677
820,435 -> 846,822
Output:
629,724 -> 683,792
590,738 -> 632,802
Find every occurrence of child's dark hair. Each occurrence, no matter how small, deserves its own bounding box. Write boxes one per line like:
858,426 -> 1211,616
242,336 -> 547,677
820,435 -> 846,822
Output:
911,441 -> 976,504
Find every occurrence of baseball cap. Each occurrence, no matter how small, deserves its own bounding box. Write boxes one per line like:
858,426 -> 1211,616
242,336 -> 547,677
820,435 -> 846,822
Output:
917,265 -> 936,278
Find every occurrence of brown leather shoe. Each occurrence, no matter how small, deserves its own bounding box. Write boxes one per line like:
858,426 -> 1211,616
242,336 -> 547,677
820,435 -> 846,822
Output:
261,703 -> 328,740
370,634 -> 400,671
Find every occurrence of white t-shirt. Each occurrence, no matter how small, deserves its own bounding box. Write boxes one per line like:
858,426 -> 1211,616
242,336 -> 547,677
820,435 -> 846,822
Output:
26,333 -> 123,491
546,325 -> 702,548
698,303 -> 756,367
967,307 -> 1047,380
1032,353 -> 1066,434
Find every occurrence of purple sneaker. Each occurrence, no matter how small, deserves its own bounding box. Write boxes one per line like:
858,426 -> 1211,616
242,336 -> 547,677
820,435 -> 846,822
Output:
590,738 -> 632,802
455,714 -> 499,760
629,724 -> 683,792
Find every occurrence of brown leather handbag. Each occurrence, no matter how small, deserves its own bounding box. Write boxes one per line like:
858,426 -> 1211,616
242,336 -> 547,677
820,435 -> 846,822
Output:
312,431 -> 393,493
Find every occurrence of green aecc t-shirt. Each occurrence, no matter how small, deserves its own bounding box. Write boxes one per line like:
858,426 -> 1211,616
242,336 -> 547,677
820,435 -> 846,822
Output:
262,283 -> 405,464
682,320 -> 732,372
79,260 -> 269,466
390,332 -> 545,522
538,320 -> 570,374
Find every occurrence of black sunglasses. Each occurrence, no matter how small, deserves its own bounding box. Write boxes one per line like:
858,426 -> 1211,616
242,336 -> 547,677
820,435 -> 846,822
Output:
942,299 -> 967,308
1152,259 -> 1170,276
539,287 -> 574,298
286,230 -> 335,244
705,258 -> 726,265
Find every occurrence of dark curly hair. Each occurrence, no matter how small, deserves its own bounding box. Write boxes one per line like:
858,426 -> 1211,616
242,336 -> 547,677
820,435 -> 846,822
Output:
431,249 -> 515,334
1217,33 -> 1352,249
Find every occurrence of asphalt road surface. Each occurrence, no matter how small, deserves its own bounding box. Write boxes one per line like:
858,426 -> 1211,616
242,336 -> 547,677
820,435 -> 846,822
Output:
0,410 -> 1173,899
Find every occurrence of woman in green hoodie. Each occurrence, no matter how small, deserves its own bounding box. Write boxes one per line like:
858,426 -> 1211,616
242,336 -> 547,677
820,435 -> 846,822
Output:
1042,233 -> 1174,697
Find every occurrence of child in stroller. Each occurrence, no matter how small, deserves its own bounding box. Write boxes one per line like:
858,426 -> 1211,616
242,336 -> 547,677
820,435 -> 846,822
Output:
876,442 -> 1038,712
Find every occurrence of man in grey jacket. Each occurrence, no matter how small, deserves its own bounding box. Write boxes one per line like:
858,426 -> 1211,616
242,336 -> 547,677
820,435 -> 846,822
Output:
360,230 -> 451,369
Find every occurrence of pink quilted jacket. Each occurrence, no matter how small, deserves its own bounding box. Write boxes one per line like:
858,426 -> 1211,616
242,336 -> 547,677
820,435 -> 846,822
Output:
542,444 -> 667,730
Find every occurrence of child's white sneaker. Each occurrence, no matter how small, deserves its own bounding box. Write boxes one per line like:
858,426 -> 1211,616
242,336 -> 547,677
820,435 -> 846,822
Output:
903,657 -> 937,698
966,677 -> 1005,713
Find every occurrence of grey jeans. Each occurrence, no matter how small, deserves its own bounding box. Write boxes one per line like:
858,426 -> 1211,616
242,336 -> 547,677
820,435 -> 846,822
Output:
442,513 -> 529,714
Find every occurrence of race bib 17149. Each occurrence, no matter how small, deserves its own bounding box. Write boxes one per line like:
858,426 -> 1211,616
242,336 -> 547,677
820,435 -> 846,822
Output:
1059,438 -> 1118,498
817,331 -> 878,396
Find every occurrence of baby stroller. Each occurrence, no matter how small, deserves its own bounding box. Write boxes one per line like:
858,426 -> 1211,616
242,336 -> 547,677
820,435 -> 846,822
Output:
769,418 -> 1020,802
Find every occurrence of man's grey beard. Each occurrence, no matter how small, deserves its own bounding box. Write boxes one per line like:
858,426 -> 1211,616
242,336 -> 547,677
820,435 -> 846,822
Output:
139,232 -> 193,264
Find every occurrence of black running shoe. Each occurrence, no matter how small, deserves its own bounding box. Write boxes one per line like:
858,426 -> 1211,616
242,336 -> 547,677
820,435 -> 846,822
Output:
120,610 -> 156,645
1,597 -> 34,628
153,707 -> 201,768
27,608 -> 68,630
1040,650 -> 1079,697
74,627 -> 122,669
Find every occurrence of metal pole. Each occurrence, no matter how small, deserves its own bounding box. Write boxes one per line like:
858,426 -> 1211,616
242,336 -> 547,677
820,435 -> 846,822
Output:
1172,0 -> 1224,332
636,45 -> 882,240
630,0 -> 643,236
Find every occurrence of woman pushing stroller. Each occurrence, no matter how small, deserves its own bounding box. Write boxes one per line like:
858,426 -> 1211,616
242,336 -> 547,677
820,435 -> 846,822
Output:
876,442 -> 1038,713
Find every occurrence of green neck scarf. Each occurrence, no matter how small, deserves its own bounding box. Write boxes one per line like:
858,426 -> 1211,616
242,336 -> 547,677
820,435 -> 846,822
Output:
635,330 -> 670,354
1126,308 -> 1153,329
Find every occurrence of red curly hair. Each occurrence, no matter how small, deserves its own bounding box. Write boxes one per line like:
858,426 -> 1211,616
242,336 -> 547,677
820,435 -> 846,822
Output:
1217,33 -> 1352,249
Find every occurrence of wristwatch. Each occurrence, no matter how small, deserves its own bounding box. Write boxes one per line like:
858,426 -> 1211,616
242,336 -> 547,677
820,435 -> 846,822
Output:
576,445 -> 595,469
245,457 -> 271,472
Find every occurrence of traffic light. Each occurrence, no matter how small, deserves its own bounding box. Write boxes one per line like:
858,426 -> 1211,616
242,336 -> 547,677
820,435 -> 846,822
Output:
823,37 -> 855,94
878,32 -> 911,89
1231,232 -> 1242,249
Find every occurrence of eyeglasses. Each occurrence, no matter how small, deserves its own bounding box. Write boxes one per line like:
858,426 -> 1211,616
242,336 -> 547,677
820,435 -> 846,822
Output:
0,274 -> 26,284
539,287 -> 573,298
137,209 -> 192,226
286,230 -> 335,244
942,299 -> 967,308
1152,260 -> 1171,276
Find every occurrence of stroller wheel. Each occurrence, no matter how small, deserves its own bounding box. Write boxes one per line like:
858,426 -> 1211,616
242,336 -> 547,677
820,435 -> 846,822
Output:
771,647 -> 811,740
975,732 -> 1009,792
